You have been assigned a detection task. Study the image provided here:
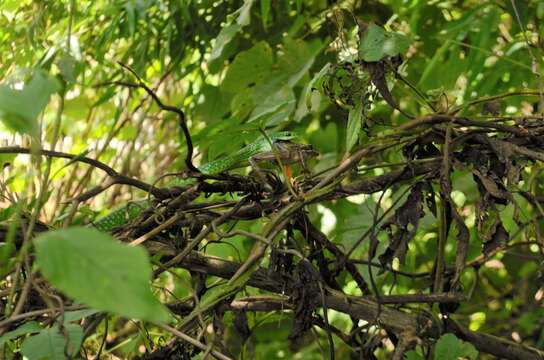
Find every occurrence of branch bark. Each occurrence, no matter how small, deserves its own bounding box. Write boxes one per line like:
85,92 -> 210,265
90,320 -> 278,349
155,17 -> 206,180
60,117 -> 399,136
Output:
147,245 -> 544,359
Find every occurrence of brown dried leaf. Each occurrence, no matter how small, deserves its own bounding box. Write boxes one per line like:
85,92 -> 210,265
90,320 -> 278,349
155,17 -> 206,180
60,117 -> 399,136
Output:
423,181 -> 437,217
367,61 -> 411,118
483,217 -> 509,256
482,100 -> 502,116
289,260 -> 320,342
451,203 -> 470,286
233,310 -> 251,342
472,168 -> 510,202
378,182 -> 425,266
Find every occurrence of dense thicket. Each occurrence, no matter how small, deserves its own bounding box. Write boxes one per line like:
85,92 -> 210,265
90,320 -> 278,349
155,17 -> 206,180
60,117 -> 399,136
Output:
1,1 -> 544,359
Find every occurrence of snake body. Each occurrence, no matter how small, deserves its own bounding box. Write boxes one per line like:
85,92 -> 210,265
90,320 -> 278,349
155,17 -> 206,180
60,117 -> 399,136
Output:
92,132 -> 297,232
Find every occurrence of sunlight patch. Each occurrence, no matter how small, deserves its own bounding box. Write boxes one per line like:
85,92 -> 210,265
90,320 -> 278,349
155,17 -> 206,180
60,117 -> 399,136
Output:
317,204 -> 337,236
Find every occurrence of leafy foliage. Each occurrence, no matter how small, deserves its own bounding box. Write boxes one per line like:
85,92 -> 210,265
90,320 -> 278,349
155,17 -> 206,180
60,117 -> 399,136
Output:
34,228 -> 170,323
20,324 -> 83,360
0,71 -> 60,136
1,1 -> 544,359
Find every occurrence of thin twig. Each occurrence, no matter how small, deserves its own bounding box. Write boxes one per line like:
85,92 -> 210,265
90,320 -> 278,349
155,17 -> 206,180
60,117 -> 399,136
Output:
100,61 -> 198,173
155,323 -> 233,360
0,147 -> 168,199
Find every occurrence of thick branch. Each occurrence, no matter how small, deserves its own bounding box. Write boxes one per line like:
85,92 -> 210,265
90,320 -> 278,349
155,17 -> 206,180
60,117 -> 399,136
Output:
148,244 -> 440,336
0,146 -> 169,200
147,245 -> 544,360
445,318 -> 544,360
332,159 -> 441,198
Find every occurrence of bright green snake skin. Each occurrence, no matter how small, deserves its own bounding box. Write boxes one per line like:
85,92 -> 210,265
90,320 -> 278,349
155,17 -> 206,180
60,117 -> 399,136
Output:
92,132 -> 295,232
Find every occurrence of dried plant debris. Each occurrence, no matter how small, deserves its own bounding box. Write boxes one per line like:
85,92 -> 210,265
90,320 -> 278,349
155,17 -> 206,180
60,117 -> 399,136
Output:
289,260 -> 321,343
233,310 -> 251,343
378,182 -> 425,267
481,211 -> 509,256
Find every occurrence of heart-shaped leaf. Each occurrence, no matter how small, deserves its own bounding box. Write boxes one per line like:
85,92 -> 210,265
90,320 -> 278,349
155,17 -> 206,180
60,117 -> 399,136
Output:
34,227 -> 170,323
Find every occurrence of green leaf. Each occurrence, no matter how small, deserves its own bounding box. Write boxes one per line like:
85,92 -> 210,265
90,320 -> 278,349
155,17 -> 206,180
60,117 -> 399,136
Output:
236,0 -> 254,26
2,0 -> 19,12
231,87 -> 256,120
418,39 -> 454,89
56,52 -> 78,83
260,0 -> 271,28
248,86 -> 295,125
0,321 -> 42,347
405,350 -> 425,360
34,227 -> 170,323
0,242 -> 16,265
359,23 -> 410,62
310,122 -> 338,154
252,313 -> 292,342
208,0 -> 254,63
221,41 -> 273,95
307,62 -> 331,105
277,38 -> 321,87
209,24 -> 242,63
193,85 -> 230,124
434,333 -> 479,360
0,153 -> 16,169
62,309 -> 99,323
294,62 -> 330,121
0,70 -> 60,136
346,100 -> 363,152
20,324 -> 83,360
538,2 -> 544,19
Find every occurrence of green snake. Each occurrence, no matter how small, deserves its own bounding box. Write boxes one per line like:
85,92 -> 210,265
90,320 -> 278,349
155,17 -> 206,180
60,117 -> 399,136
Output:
92,131 -> 308,232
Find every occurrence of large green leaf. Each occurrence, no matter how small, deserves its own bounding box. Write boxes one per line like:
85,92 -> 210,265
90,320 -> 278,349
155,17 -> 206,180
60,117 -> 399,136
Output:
62,309 -> 100,323
193,85 -> 231,124
208,0 -> 254,63
359,23 -> 410,62
277,38 -> 321,87
34,227 -> 170,323
20,324 -> 83,360
209,23 -> 242,63
0,70 -> 60,136
248,86 -> 295,125
221,41 -> 273,95
434,334 -> 478,360
0,321 -> 42,347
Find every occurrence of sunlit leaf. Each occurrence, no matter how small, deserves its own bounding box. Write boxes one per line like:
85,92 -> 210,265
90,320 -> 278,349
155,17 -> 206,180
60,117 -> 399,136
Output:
0,153 -> 16,169
209,0 -> 254,63
0,70 -> 60,136
236,0 -> 254,26
34,227 -> 171,323
209,24 -> 242,63
346,100 -> 363,152
221,41 -> 273,94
